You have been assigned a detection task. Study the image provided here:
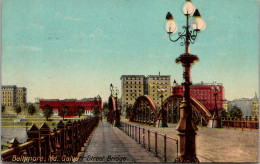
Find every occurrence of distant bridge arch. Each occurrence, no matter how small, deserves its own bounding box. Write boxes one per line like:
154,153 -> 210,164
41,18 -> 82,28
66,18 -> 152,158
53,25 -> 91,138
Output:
130,95 -> 159,126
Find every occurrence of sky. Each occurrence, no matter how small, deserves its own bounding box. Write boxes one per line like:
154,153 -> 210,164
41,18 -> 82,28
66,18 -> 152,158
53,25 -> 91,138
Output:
2,0 -> 259,102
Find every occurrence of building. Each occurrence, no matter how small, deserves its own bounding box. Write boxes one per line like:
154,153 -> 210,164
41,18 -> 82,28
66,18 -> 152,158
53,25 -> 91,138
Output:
228,93 -> 259,118
251,93 -> 259,118
17,87 -> 27,107
120,75 -> 145,113
1,85 -> 27,107
145,75 -> 171,107
172,81 -> 224,113
120,74 -> 171,113
39,95 -> 102,117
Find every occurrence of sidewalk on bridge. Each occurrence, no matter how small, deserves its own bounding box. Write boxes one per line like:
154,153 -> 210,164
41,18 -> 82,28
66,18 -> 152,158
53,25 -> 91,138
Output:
79,121 -> 161,163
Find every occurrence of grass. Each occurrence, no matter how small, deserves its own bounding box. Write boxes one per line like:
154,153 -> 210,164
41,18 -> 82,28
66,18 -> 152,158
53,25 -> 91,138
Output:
1,114 -> 92,129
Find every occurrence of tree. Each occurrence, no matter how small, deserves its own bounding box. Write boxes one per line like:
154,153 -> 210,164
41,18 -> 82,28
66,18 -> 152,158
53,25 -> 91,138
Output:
77,107 -> 85,118
102,102 -> 109,118
43,105 -> 53,121
1,104 -> 5,113
229,106 -> 243,119
61,107 -> 69,120
28,104 -> 36,115
92,105 -> 101,117
14,106 -> 22,116
219,109 -> 229,119
126,105 -> 133,119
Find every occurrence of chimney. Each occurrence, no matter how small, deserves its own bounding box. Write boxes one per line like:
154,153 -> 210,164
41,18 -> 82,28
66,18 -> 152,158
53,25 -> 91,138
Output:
159,72 -> 160,76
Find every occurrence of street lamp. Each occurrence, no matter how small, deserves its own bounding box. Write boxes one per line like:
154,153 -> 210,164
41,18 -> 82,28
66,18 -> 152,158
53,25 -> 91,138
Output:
110,83 -> 114,96
157,86 -> 168,127
209,83 -> 221,128
212,85 -> 220,118
165,0 -> 206,162
115,87 -> 121,127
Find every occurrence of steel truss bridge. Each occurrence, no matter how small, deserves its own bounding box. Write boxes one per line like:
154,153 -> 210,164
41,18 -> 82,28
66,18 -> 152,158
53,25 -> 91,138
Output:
129,95 -> 212,126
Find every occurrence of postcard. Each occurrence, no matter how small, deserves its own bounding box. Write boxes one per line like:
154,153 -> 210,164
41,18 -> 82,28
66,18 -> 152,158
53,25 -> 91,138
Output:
1,0 -> 259,163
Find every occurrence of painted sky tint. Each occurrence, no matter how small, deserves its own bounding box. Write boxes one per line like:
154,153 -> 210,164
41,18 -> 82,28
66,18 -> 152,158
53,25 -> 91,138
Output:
2,0 -> 259,102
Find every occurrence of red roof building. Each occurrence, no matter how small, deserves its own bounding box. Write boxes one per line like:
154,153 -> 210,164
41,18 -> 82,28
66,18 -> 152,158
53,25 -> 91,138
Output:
40,95 -> 102,117
172,81 -> 224,113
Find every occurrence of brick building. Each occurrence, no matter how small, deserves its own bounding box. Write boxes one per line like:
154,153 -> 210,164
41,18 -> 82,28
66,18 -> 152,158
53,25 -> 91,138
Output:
40,95 -> 102,117
172,81 -> 224,113
1,85 -> 27,107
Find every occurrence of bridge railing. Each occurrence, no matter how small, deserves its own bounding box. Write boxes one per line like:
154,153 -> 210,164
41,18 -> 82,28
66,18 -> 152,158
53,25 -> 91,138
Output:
1,117 -> 99,162
119,122 -> 178,162
221,117 -> 259,130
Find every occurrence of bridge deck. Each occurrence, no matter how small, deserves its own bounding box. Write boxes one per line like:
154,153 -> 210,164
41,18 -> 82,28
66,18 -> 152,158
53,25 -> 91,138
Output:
79,121 -> 161,163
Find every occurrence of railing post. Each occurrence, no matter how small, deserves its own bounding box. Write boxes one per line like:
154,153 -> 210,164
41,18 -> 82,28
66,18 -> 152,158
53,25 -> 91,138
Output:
139,126 -> 141,144
39,123 -> 52,162
155,132 -> 158,157
241,118 -> 243,131
164,134 -> 167,162
27,124 -> 41,158
148,130 -> 150,151
143,128 -> 145,148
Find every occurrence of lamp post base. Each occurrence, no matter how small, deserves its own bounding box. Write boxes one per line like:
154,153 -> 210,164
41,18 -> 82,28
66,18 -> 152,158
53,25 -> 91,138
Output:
208,118 -> 221,128
175,155 -> 200,163
115,120 -> 121,127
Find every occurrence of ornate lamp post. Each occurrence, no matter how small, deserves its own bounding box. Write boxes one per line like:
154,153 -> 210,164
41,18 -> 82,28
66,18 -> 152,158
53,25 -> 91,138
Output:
165,0 -> 206,162
110,83 -> 114,96
115,87 -> 121,127
209,83 -> 221,128
158,87 -> 168,127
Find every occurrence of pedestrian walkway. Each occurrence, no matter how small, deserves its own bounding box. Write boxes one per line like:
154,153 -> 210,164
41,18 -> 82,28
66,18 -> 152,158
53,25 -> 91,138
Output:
79,121 -> 161,163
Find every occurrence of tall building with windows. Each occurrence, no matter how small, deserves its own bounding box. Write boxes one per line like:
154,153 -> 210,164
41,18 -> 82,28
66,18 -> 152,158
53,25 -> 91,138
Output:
1,85 -> 17,107
17,87 -> 27,107
120,74 -> 171,113
145,75 -> 171,108
120,75 -> 145,113
1,85 -> 27,107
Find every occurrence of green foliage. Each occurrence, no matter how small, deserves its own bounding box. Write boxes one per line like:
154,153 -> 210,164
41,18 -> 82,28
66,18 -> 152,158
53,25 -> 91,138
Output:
43,105 -> 53,121
61,107 -> 69,120
229,106 -> 243,119
219,109 -> 229,119
14,106 -> 22,116
126,106 -> 133,119
92,105 -> 101,117
77,107 -> 85,118
1,104 -> 5,113
102,102 -> 109,118
28,104 -> 36,115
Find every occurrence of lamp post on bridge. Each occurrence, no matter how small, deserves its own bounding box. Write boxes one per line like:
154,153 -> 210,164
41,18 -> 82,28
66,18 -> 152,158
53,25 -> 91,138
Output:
158,86 -> 168,127
208,83 -> 221,128
115,87 -> 121,127
165,0 -> 206,162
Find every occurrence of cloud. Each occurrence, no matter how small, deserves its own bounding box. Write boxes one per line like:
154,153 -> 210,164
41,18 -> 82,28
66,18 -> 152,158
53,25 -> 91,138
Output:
17,23 -> 44,30
64,16 -> 82,22
55,12 -> 61,17
64,48 -> 90,53
5,46 -> 42,51
64,48 -> 121,55
72,28 -> 107,40
30,23 -> 44,29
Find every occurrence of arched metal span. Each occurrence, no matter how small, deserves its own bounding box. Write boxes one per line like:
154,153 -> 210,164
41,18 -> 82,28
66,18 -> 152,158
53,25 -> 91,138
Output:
130,95 -> 212,126
130,95 -> 158,126
162,95 -> 212,125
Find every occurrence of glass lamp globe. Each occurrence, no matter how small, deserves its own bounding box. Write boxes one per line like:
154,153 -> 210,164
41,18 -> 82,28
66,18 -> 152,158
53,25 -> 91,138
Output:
192,9 -> 206,31
182,0 -> 196,15
166,19 -> 178,34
